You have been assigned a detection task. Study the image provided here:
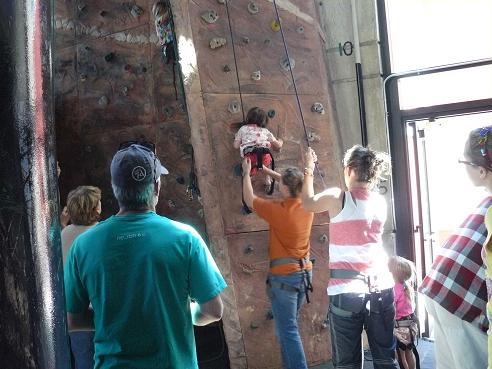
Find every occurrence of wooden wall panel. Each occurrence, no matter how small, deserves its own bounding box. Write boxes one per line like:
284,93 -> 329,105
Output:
227,0 -> 329,95
202,92 -> 340,234
188,0 -> 239,93
227,225 -> 331,369
54,1 -> 207,237
75,0 -> 149,41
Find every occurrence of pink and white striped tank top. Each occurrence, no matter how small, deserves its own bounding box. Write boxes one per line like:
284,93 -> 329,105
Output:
327,188 -> 394,296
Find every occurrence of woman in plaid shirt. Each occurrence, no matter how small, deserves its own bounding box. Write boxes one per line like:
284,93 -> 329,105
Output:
420,126 -> 492,369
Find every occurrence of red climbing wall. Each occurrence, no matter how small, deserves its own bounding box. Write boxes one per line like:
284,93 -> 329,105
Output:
54,0 -> 204,234
177,0 -> 344,368
54,0 -> 344,368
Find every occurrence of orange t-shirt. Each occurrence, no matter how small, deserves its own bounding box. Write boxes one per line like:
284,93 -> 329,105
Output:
253,197 -> 314,275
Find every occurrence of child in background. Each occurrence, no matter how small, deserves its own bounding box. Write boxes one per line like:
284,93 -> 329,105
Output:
62,185 -> 102,369
389,256 -> 418,369
234,107 -> 283,191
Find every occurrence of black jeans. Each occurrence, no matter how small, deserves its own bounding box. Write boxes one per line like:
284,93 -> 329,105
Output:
329,288 -> 398,369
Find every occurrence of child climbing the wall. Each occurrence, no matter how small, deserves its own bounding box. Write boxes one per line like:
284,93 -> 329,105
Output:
234,107 -> 283,193
388,256 -> 418,369
152,1 -> 175,64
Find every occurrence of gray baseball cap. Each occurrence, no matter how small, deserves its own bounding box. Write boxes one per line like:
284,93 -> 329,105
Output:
111,144 -> 169,187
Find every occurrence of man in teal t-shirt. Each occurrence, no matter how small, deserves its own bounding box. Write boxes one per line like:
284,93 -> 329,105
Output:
64,142 -> 227,369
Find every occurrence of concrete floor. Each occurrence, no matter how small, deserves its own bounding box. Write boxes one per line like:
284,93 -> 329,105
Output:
309,338 -> 435,369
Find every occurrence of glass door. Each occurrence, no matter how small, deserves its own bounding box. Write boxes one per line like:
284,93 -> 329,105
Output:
405,112 -> 492,338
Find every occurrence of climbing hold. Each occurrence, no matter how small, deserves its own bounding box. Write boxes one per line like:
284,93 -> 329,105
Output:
79,73 -> 87,82
77,3 -> 87,12
141,66 -> 147,73
176,176 -> 185,185
122,86 -> 129,96
104,52 -> 115,62
307,131 -> 321,142
296,26 -> 304,34
201,10 -> 219,24
280,56 -> 295,72
167,199 -> 176,209
209,37 -> 227,49
223,64 -> 231,72
228,100 -> 240,114
267,109 -> 276,118
378,185 -> 388,195
244,245 -> 254,254
251,70 -> 261,81
163,106 -> 175,118
270,19 -> 281,32
130,5 -> 143,18
247,2 -> 259,14
319,234 -> 328,244
124,64 -> 133,72
98,96 -> 109,107
266,309 -> 274,320
311,102 -> 325,114
250,321 -> 259,329
264,38 -> 271,45
99,10 -> 108,17
242,36 -> 250,44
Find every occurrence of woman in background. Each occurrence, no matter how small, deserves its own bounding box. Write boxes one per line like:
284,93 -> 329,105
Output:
61,185 -> 102,369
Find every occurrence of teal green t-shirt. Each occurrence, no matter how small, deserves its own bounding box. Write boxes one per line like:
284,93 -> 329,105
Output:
64,212 -> 227,369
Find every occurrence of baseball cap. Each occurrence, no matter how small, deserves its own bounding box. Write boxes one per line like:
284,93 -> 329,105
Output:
111,144 -> 169,187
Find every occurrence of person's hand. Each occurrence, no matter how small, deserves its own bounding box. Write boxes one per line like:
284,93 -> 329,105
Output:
60,206 -> 70,229
242,157 -> 252,175
304,147 -> 317,170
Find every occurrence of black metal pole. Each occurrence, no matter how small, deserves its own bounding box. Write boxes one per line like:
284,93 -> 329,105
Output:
0,1 -> 71,368
355,63 -> 368,147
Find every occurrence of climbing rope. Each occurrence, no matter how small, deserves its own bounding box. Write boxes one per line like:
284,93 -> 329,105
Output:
271,0 -> 327,187
223,0 -> 246,122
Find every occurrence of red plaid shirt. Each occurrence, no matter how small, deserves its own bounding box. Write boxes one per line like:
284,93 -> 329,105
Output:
419,196 -> 492,324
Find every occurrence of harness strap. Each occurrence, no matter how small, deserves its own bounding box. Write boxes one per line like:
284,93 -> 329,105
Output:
329,303 -> 353,318
270,256 -> 310,268
395,319 -> 414,328
266,280 -> 300,293
329,269 -> 367,282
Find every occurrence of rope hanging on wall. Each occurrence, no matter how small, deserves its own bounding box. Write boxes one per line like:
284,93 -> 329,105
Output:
270,0 -> 327,187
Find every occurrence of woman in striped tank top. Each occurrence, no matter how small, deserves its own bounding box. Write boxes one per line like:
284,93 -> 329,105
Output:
302,145 -> 397,369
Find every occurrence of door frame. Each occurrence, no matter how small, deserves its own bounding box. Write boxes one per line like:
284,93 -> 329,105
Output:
384,60 -> 492,260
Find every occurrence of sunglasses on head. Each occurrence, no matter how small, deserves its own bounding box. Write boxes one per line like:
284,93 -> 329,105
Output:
118,140 -> 156,154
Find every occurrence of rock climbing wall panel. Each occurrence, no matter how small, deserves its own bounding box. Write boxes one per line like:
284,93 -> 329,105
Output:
178,0 -> 344,367
54,0 -> 204,234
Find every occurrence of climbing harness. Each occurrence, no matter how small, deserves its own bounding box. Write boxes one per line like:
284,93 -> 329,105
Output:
268,256 -> 315,303
240,146 -> 276,213
243,146 -> 276,195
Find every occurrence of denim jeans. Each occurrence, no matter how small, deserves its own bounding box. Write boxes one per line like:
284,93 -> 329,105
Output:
69,331 -> 95,369
329,288 -> 398,369
267,271 -> 311,369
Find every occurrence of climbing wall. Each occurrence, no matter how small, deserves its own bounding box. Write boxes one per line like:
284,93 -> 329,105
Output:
178,0 -> 344,368
54,0 -> 343,368
53,0 -> 206,234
